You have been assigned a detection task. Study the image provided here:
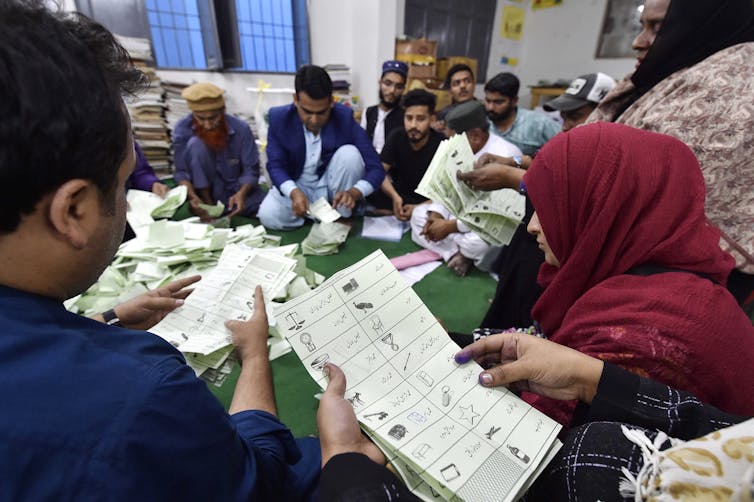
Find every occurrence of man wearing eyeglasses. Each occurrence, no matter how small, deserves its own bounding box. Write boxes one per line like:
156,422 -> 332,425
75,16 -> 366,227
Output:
360,60 -> 408,154
173,82 -> 265,220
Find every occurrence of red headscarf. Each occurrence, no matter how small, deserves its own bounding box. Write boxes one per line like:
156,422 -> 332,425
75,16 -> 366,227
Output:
521,123 -> 754,423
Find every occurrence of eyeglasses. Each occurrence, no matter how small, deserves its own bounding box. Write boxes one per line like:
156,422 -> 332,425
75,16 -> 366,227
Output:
381,79 -> 405,91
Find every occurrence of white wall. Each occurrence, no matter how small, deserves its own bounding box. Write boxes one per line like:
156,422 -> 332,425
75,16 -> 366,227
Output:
308,0 -> 399,109
155,0 -> 400,116
486,0 -> 635,108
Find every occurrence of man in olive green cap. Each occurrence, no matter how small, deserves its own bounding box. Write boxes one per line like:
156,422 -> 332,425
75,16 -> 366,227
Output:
173,82 -> 264,219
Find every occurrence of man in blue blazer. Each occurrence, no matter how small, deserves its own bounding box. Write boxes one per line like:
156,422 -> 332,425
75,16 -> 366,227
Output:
258,65 -> 384,229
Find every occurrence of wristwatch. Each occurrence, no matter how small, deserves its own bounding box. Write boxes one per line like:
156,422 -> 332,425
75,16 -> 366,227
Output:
512,155 -> 523,168
102,308 -> 122,327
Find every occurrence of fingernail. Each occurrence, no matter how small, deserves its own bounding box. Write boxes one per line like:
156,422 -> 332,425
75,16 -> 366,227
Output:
175,299 -> 184,306
479,373 -> 493,386
322,365 -> 330,377
454,351 -> 472,364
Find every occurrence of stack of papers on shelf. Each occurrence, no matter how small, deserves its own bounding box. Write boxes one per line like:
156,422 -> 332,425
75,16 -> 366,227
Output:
163,80 -> 191,134
118,35 -> 173,178
301,221 -> 351,255
279,250 -> 561,501
416,133 -> 525,246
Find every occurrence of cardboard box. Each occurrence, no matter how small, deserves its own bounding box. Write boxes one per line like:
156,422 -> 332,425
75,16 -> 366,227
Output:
407,63 -> 436,79
429,89 -> 452,112
395,38 -> 437,65
407,78 -> 451,111
407,77 -> 442,90
437,56 -> 478,82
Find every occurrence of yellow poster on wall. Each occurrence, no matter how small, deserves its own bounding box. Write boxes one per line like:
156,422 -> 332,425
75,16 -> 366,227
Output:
532,0 -> 563,10
501,6 -> 525,41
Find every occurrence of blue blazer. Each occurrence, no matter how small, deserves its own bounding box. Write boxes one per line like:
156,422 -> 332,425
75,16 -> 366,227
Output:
266,103 -> 384,191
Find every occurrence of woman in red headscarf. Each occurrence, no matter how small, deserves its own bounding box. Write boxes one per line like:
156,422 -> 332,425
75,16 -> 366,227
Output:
520,122 -> 754,425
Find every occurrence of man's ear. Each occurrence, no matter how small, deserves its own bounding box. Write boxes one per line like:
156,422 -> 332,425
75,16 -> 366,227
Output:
329,96 -> 335,109
512,96 -> 519,107
48,179 -> 99,250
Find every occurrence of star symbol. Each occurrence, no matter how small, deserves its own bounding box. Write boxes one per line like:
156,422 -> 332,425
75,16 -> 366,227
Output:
458,404 -> 479,425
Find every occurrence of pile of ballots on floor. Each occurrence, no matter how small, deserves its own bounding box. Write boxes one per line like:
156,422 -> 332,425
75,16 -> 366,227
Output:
66,189 -> 324,386
416,133 -> 525,246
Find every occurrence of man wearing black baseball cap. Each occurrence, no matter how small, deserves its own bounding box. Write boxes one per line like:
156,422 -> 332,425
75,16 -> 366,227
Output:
543,72 -> 616,131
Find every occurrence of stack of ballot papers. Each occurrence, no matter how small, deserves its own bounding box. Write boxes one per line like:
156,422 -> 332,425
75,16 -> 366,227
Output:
278,250 -> 561,501
416,133 -> 525,246
66,219 -> 278,318
126,186 -> 188,234
301,221 -> 351,255
149,244 -> 301,379
308,197 -> 342,223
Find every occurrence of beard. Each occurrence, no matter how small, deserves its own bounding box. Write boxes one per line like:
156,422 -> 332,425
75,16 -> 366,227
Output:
379,89 -> 400,110
193,116 -> 229,152
407,128 -> 428,143
487,105 -> 514,123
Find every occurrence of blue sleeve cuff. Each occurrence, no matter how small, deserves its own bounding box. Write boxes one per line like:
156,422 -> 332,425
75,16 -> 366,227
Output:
231,409 -> 302,465
354,179 -> 374,198
280,180 -> 298,198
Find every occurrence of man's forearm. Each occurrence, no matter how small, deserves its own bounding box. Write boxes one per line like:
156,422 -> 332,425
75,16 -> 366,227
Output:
178,179 -> 196,198
235,183 -> 252,198
380,177 -> 399,200
229,354 -> 277,416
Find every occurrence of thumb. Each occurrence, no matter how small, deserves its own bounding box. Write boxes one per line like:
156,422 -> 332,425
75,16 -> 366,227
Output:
322,363 -> 347,399
478,359 -> 533,388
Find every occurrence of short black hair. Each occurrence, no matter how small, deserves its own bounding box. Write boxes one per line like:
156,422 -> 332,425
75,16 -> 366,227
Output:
444,63 -> 475,88
294,65 -> 333,99
484,72 -> 520,99
401,89 -> 436,115
0,0 -> 147,233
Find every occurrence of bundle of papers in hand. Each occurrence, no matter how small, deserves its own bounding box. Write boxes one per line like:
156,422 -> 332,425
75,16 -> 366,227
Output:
308,197 -> 342,223
301,221 -> 351,255
416,133 -> 525,246
65,220 -> 287,385
149,244 -> 301,377
280,251 -> 561,501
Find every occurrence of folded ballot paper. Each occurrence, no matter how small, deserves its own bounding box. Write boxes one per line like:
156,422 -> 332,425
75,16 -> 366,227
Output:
278,250 -> 561,501
308,197 -> 342,223
416,133 -> 525,247
301,221 -> 351,255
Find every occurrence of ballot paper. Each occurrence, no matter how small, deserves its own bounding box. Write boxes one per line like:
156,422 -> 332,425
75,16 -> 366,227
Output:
279,251 -> 561,501
301,221 -> 351,255
308,197 -> 342,223
416,134 -> 525,246
151,185 -> 188,218
198,200 -> 225,218
126,185 -> 187,236
361,215 -> 410,243
149,244 -> 298,355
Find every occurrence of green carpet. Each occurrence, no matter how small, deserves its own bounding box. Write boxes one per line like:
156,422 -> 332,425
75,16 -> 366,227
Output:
201,214 -> 497,437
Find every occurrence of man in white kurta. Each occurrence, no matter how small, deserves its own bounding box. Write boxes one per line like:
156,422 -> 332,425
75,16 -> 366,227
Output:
411,100 -> 522,276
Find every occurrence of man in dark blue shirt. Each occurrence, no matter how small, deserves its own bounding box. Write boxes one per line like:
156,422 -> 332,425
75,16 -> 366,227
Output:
0,2 -> 321,499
